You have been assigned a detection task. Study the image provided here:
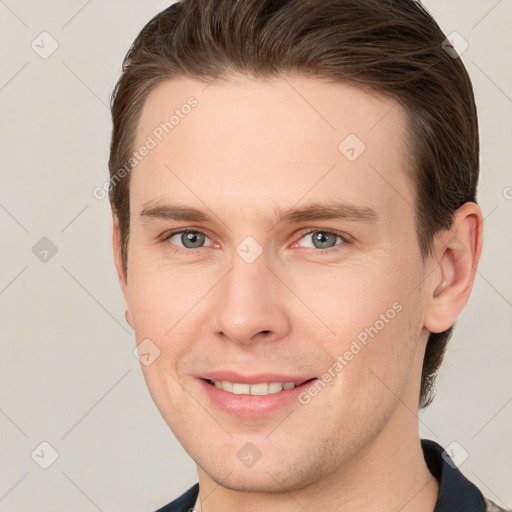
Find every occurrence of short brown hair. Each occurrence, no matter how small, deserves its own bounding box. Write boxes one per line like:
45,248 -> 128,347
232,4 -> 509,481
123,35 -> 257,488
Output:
108,0 -> 479,409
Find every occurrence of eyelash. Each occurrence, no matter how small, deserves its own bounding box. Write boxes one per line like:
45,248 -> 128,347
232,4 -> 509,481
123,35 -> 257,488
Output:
160,228 -> 350,256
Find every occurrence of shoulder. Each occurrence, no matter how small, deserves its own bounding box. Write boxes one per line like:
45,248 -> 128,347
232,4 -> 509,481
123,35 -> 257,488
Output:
483,496 -> 512,512
152,482 -> 199,512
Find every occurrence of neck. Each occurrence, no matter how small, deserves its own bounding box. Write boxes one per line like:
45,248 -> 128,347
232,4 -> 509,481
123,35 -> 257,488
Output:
194,409 -> 439,512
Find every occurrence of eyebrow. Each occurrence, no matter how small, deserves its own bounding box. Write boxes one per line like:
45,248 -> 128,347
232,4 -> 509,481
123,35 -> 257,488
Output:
138,200 -> 380,227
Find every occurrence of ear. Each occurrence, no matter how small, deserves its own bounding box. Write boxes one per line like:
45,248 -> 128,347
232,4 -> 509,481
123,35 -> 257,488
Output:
112,210 -> 134,330
423,202 -> 483,334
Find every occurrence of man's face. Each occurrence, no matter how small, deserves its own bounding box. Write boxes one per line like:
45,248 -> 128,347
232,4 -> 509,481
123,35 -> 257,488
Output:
115,74 -> 432,491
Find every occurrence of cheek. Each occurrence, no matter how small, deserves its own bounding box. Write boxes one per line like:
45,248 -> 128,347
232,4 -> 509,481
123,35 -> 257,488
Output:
127,263 -> 201,425
311,302 -> 420,441
127,255 -> 207,334
339,293 -> 422,415
126,266 -> 194,396
287,260 -> 402,340
297,257 -> 422,403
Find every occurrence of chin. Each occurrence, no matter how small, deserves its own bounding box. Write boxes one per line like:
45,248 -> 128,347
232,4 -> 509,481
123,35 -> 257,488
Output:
205,469 -> 310,494
195,449 -> 327,494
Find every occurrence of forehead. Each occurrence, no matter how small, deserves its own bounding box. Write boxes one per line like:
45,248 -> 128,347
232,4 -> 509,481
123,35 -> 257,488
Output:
130,74 -> 414,224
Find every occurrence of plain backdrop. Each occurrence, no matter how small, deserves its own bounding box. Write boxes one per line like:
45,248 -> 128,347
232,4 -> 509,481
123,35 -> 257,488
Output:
0,1 -> 511,510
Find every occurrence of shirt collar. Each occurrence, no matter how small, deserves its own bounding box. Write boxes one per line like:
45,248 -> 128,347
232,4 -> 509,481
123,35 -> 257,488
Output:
421,438 -> 487,511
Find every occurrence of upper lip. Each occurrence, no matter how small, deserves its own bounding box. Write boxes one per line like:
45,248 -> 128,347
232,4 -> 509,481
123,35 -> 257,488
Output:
200,371 -> 316,385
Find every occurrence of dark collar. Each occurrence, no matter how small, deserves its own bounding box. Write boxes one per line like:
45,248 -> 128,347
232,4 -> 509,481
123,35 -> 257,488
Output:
156,438 -> 488,511
154,481 -> 199,512
421,438 -> 487,511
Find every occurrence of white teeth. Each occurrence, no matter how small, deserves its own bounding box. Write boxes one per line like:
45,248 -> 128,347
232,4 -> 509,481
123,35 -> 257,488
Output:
268,382 -> 283,393
210,380 -> 306,395
250,383 -> 269,395
232,383 -> 251,394
222,381 -> 233,392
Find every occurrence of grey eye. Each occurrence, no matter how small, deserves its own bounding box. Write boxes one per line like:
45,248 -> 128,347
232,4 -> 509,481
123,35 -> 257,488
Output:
169,231 -> 208,249
300,231 -> 340,250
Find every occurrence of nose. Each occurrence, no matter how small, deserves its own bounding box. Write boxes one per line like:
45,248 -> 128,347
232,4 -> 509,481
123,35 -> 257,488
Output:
213,253 -> 291,346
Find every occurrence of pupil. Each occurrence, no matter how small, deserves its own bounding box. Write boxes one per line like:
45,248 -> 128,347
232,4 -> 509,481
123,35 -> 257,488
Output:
183,231 -> 204,248
314,232 -> 335,249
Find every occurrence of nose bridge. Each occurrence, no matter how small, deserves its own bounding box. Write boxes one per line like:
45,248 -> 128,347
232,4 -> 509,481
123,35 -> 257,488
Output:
213,244 -> 289,344
227,247 -> 269,299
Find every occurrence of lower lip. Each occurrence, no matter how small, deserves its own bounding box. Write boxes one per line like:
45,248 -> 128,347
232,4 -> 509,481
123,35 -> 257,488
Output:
198,378 -> 317,417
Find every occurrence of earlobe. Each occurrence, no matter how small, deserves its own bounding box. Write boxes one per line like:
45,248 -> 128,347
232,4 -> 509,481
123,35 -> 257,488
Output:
125,309 -> 134,330
423,202 -> 483,334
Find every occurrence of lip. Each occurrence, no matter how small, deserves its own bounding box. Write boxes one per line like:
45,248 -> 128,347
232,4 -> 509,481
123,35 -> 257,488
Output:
200,371 -> 314,385
197,376 -> 318,417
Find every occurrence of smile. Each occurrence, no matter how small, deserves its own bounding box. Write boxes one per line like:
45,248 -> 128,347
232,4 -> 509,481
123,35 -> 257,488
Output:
205,379 -> 309,395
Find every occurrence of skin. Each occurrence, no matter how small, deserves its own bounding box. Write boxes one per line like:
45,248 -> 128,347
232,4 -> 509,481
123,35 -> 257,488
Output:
112,74 -> 483,512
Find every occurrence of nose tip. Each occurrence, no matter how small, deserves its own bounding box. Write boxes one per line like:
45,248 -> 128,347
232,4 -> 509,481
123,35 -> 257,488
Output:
218,325 -> 274,346
212,257 -> 292,346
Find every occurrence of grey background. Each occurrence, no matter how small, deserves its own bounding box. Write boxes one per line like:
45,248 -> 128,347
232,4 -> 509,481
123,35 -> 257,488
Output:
0,1 -> 510,510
